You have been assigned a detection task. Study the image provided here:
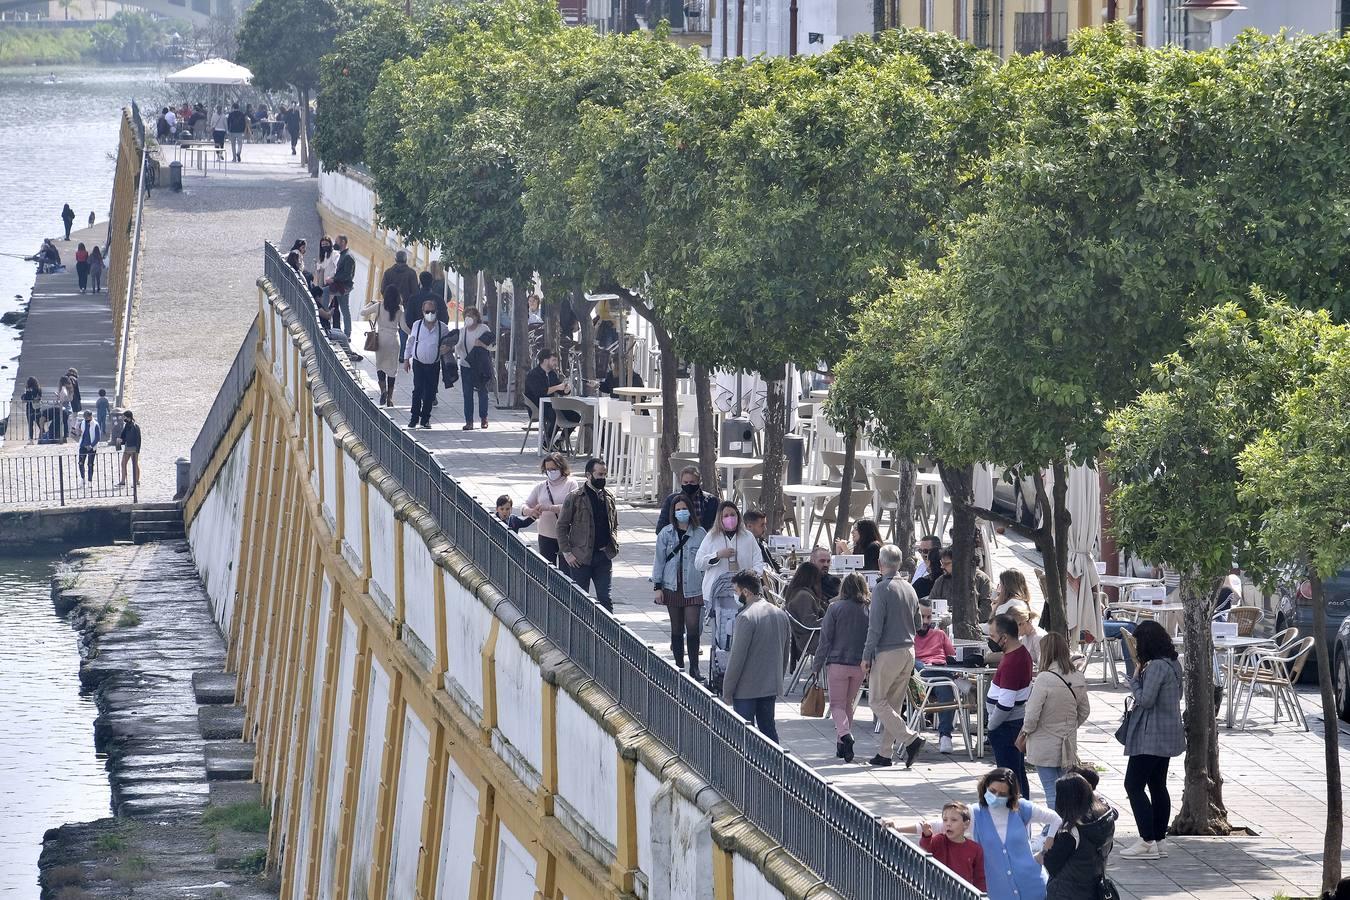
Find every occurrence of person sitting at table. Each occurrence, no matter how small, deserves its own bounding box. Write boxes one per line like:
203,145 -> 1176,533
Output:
742,509 -> 780,573
912,534 -> 942,584
989,570 -> 1034,627
656,465 -> 719,533
914,601 -> 959,754
912,546 -> 942,599
525,348 -> 571,448
928,547 -> 995,620
834,518 -> 882,570
809,546 -> 841,599
783,561 -> 826,672
188,103 -> 207,139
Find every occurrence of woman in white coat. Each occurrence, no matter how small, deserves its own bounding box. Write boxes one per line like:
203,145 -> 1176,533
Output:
1016,631 -> 1090,811
696,500 -> 766,687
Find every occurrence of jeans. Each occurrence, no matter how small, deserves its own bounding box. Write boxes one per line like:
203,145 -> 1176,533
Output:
989,720 -> 1030,798
461,365 -> 488,424
570,554 -> 613,612
1037,765 -> 1064,812
1124,754 -> 1172,843
91,268 -> 101,292
826,663 -> 866,738
733,695 -> 779,744
78,446 -> 96,481
1103,619 -> 1137,676
335,292 -> 351,337
409,360 -> 438,425
914,661 -> 956,737
228,132 -> 244,160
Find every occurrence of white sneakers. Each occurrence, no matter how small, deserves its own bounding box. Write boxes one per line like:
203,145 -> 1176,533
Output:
1119,839 -> 1168,859
938,735 -> 953,754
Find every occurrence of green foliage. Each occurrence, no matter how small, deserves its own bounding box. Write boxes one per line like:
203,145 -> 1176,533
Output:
116,605 -> 140,628
235,849 -> 268,875
237,0 -> 345,95
0,26 -> 90,65
202,802 -> 271,834
315,1 -> 419,170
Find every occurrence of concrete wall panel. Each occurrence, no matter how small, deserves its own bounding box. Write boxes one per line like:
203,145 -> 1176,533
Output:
442,571 -> 488,714
733,853 -> 788,900
366,490 -> 396,619
402,520 -> 436,665
320,419 -> 337,531
556,691 -> 618,848
318,612 -> 359,897
493,633 -> 543,778
342,453 -> 364,571
188,420 -> 251,633
348,658 -> 391,900
289,579 -> 331,894
434,757 -> 479,900
387,706 -> 430,899
634,763 -> 660,884
495,825 -> 537,898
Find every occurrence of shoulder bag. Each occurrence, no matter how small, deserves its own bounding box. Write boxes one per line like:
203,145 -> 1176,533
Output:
1113,696 -> 1134,745
364,328 -> 379,352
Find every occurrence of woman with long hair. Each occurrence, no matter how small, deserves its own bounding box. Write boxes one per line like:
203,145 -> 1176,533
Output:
1016,632 -> 1090,810
1119,620 -> 1184,860
21,377 -> 41,441
972,767 -> 1060,900
651,493 -> 708,680
88,245 -> 104,293
783,560 -> 826,671
455,305 -> 493,430
696,500 -> 765,686
74,242 -> 89,292
835,518 -> 883,570
811,572 -> 871,761
1043,773 -> 1117,899
362,283 -> 407,406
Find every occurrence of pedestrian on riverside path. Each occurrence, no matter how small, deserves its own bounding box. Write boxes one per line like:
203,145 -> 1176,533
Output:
55,374 -> 73,442
315,236 -> 338,323
76,410 -> 100,481
403,298 -> 447,429
363,284 -> 407,407
651,493 -> 708,680
74,243 -> 90,293
1016,631 -> 1090,811
863,544 -> 926,769
89,246 -> 104,293
455,306 -> 493,431
211,105 -> 228,159
226,103 -> 247,163
21,377 -> 41,442
403,271 -> 447,363
116,409 -> 140,487
284,105 -> 301,156
721,569 -> 791,744
557,458 -> 619,612
329,235 -> 356,337
522,452 -> 578,569
1118,620 -> 1184,861
87,210 -> 94,229
96,389 -> 110,439
61,203 -> 74,241
811,572 -> 872,761
987,613 -> 1034,797
66,368 -> 81,414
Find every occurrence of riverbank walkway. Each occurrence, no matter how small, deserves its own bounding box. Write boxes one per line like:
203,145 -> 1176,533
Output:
124,142 -> 320,501
330,346 -> 1345,900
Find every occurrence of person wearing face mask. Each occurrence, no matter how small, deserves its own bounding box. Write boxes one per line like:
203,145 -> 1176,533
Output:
456,305 -> 494,430
557,458 -> 619,612
698,501 -> 766,688
655,466 -> 719,533
522,453 -> 577,569
651,494 -> 709,680
403,299 -> 447,429
720,570 -> 791,743
972,767 -> 1060,900
329,235 -> 356,336
986,614 -> 1034,798
524,349 -> 572,449
914,601 -> 959,754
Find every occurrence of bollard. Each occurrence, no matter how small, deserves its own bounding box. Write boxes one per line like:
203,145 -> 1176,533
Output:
169,160 -> 183,192
175,457 -> 189,499
783,434 -> 804,487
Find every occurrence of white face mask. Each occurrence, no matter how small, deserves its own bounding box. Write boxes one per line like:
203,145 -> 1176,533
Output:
546,469 -> 563,482
423,312 -> 436,324
466,316 -> 478,326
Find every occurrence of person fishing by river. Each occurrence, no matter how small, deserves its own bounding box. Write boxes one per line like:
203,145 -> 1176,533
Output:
60,203 -> 74,241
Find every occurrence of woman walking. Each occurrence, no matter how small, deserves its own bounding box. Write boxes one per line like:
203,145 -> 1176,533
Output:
21,377 -> 41,442
696,501 -> 765,686
651,494 -> 708,680
1043,773 -> 1117,900
455,306 -> 493,430
1119,620 -> 1184,860
89,246 -> 104,293
211,105 -> 229,159
522,453 -> 577,569
1016,632 -> 1090,811
783,562 -> 826,672
362,284 -> 407,406
61,203 -> 75,241
74,243 -> 90,293
972,767 -> 1060,900
55,374 -> 73,441
810,572 -> 870,762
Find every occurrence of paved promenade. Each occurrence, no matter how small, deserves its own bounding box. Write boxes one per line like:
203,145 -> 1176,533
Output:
124,142 -> 320,501
332,344 -> 1347,900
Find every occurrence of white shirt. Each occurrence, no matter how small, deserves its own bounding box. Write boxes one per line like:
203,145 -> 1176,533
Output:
406,320 -> 445,365
694,529 -> 764,603
315,253 -> 338,284
912,559 -> 929,583
165,110 -> 177,128
211,111 -> 228,131
988,801 -> 1061,843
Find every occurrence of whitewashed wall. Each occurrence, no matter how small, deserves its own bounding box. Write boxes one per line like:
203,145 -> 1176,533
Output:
320,419 -> 337,531
733,854 -> 788,900
188,421 -> 251,635
318,613 -> 359,898
434,757 -> 479,900
388,706 -> 430,898
493,634 -> 543,784
443,570 -> 489,716
290,579 -> 332,893
401,520 -> 437,667
342,453 -> 364,572
556,692 -> 619,851
348,659 -> 391,899
367,490 -> 397,619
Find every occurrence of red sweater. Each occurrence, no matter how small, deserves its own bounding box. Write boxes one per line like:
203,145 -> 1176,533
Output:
921,833 -> 986,890
914,627 -> 955,665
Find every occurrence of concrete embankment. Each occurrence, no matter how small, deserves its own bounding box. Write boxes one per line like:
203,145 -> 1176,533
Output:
38,542 -> 276,900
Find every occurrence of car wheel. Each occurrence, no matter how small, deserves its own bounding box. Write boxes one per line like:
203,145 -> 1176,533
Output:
1338,649 -> 1350,723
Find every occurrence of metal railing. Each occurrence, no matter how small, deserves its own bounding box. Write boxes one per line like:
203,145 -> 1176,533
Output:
259,243 -> 985,900
0,445 -> 137,507
187,318 -> 259,493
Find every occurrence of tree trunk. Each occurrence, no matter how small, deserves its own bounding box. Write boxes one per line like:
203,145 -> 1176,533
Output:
694,364 -> 718,495
510,272 -> 530,408
298,87 -> 316,176
893,458 -> 916,561
759,366 -> 788,534
939,462 -> 982,640
833,428 -> 858,543
573,286 -> 595,396
1039,457 -> 1071,635
463,271 -> 479,309
1171,571 -> 1232,835
543,288 -> 561,359
483,276 -> 499,330
1310,573 -> 1344,893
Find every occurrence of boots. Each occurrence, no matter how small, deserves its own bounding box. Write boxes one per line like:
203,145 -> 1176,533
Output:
377,373 -> 388,405
686,634 -> 702,682
384,376 -> 397,407
671,634 -> 685,670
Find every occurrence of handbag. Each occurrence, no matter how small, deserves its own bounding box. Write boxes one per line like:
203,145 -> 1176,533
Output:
1113,696 -> 1134,745
799,676 -> 826,718
363,329 -> 379,352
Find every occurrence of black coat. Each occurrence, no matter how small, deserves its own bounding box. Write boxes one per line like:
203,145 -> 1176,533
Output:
1045,804 -> 1117,900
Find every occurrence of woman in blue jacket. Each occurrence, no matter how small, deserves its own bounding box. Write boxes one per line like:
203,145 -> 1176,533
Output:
972,767 -> 1062,900
651,494 -> 708,681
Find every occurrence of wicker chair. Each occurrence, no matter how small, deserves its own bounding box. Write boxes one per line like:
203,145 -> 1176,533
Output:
1228,605 -> 1264,638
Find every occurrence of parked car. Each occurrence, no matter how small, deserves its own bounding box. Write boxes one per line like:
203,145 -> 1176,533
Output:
1336,615 -> 1350,722
989,465 -> 1042,529
1276,569 -> 1350,687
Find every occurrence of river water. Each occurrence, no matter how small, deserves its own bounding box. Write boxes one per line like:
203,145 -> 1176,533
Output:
0,555 -> 110,896
0,64 -> 162,401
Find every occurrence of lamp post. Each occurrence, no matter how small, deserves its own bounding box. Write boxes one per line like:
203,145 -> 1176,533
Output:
1177,0 -> 1245,22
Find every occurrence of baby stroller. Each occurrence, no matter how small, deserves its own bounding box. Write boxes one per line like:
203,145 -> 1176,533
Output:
706,570 -> 740,694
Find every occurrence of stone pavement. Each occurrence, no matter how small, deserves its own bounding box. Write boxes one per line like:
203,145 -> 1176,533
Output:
326,346 -> 1348,900
124,141 -> 321,502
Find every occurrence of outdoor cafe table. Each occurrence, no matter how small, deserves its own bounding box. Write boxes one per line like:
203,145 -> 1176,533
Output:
1099,575 -> 1165,599
176,140 -> 220,176
1215,634 -> 1277,728
717,455 -> 763,505
782,483 -> 837,540
1113,599 -> 1185,634
914,471 -> 948,537
918,664 -> 999,759
609,386 -> 662,401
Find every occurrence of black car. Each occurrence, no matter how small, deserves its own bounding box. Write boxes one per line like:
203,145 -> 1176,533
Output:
1335,615 -> 1350,722
1276,569 -> 1350,689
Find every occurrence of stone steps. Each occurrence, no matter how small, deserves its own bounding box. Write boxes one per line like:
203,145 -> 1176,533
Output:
130,501 -> 185,544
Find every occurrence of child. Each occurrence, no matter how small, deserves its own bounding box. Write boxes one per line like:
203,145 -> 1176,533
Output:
495,495 -> 535,533
95,389 -> 110,441
887,802 -> 986,891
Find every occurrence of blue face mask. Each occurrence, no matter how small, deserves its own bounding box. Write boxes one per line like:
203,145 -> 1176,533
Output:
985,791 -> 1008,808
674,509 -> 691,524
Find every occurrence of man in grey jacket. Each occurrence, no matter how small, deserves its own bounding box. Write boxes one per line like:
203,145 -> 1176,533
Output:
721,570 -> 791,743
862,544 -> 926,768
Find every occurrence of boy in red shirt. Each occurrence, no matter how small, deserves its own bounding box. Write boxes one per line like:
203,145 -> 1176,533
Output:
890,801 -> 987,891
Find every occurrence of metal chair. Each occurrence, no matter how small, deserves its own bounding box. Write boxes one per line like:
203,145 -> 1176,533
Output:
550,397 -> 591,456
906,673 -> 974,760
783,608 -> 821,695
520,397 -> 540,454
1228,605 -> 1263,638
1235,636 -> 1315,731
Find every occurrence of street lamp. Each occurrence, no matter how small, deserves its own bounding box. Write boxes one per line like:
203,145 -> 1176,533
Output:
1178,0 -> 1246,22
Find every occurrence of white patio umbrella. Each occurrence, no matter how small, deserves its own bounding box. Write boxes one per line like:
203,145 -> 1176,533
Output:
165,58 -> 253,86
1064,461 -> 1102,640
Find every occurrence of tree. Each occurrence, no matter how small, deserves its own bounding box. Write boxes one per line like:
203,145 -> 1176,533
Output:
237,0 -> 353,175
1237,314 -> 1350,894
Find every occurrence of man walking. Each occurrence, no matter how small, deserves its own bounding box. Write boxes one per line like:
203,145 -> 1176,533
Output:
116,409 -> 141,488
721,570 -> 791,743
283,105 -> 302,156
655,465 -> 719,532
403,298 -> 446,430
226,103 -> 248,163
76,410 -> 100,481
382,250 -> 421,310
557,458 -> 619,612
863,544 -> 926,768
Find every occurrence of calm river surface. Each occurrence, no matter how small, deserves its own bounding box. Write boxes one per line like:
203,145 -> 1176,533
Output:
0,64 -> 163,401
0,554 -> 110,896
